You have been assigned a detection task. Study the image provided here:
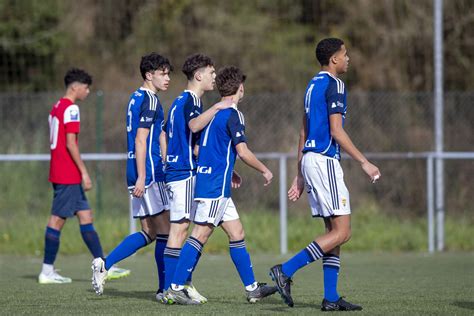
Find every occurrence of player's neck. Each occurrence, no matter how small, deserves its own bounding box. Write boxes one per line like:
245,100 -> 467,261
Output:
142,81 -> 157,94
321,66 -> 338,78
186,82 -> 204,98
221,95 -> 238,106
63,91 -> 77,103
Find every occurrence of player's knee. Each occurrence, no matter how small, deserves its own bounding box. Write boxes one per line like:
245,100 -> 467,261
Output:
338,229 -> 351,245
191,230 -> 210,244
228,229 -> 245,241
143,226 -> 157,238
47,216 -> 65,230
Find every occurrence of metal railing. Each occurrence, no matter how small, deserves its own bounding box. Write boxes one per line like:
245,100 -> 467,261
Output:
1,151 -> 473,254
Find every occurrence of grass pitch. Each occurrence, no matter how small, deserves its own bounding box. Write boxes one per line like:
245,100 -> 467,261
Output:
1,252 -> 473,315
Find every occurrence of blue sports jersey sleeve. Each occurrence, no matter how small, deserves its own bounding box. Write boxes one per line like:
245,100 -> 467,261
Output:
183,96 -> 202,125
161,119 -> 167,132
138,94 -> 157,129
227,110 -> 246,146
325,79 -> 345,115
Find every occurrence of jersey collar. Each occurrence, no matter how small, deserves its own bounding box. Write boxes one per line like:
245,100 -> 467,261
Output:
139,87 -> 156,94
318,71 -> 338,80
184,89 -> 200,100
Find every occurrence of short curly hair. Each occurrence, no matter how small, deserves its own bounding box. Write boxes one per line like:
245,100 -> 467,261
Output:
315,38 -> 344,66
216,66 -> 246,97
64,68 -> 92,87
182,53 -> 214,80
140,52 -> 173,80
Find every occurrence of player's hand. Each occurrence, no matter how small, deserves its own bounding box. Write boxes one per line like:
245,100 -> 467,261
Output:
214,99 -> 233,110
361,161 -> 381,183
231,171 -> 242,188
288,175 -> 304,201
82,173 -> 92,191
133,177 -> 145,198
262,170 -> 273,186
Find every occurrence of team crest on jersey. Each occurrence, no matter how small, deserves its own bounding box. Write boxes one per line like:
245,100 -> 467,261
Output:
342,198 -> 347,207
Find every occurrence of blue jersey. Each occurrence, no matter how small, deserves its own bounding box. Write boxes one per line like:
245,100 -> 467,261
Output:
303,71 -> 347,160
126,87 -> 165,188
165,90 -> 202,182
194,106 -> 246,199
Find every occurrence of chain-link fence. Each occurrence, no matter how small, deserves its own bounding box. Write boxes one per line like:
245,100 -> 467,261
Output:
0,91 -> 472,219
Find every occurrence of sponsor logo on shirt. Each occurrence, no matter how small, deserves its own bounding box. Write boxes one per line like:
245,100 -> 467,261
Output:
305,139 -> 316,148
166,155 -> 179,163
197,166 -> 212,174
128,151 -> 136,159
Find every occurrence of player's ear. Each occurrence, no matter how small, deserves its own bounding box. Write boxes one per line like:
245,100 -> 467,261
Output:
69,82 -> 79,92
145,71 -> 154,81
194,70 -> 202,82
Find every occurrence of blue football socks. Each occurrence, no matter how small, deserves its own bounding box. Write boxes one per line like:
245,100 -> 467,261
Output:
164,247 -> 181,290
229,239 -> 256,288
323,254 -> 341,302
105,231 -> 152,270
80,223 -> 104,258
282,241 -> 324,277
43,227 -> 61,264
171,237 -> 203,288
155,234 -> 168,291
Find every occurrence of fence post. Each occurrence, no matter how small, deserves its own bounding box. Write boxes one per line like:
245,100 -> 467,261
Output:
279,155 -> 288,255
427,155 -> 435,253
95,90 -> 104,214
434,0 -> 445,252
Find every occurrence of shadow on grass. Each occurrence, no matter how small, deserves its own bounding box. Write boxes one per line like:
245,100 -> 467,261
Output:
101,288 -> 155,302
452,301 -> 474,310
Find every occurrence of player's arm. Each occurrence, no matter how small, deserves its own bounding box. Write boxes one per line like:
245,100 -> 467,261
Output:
236,143 -> 273,186
159,129 -> 167,164
188,99 -> 232,133
66,133 -> 92,191
288,114 -> 307,201
193,144 -> 199,157
329,114 -> 381,182
133,94 -> 156,197
133,128 -> 149,197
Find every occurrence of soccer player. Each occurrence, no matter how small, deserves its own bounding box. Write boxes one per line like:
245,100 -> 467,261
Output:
40,68 -> 129,284
91,53 -> 172,297
269,38 -> 381,311
162,54 -> 232,303
166,66 -> 277,305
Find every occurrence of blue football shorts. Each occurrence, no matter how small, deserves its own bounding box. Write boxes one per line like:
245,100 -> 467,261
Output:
51,183 -> 90,218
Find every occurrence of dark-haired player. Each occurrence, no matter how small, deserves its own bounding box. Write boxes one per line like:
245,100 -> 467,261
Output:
270,38 -> 381,311
166,66 -> 277,305
162,54 -> 232,303
92,53 -> 172,296
40,68 -> 129,284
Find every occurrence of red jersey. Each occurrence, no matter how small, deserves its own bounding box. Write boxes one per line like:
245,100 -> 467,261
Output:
48,98 -> 82,184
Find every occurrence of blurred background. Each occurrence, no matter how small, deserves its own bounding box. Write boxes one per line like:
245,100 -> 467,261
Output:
0,0 -> 473,254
